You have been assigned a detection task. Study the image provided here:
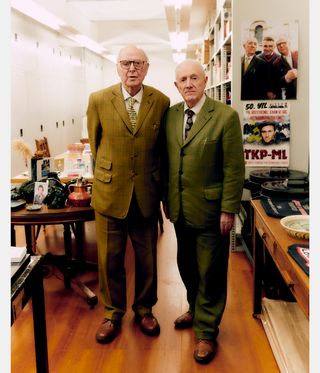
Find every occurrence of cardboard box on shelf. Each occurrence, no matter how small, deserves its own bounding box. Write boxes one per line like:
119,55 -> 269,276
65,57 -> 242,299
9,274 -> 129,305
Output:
201,39 -> 210,65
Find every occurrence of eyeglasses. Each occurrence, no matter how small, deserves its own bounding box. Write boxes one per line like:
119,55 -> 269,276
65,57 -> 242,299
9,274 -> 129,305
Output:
119,60 -> 146,70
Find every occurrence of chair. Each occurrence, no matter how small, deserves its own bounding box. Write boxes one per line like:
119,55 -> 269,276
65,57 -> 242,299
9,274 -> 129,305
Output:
35,137 -> 50,158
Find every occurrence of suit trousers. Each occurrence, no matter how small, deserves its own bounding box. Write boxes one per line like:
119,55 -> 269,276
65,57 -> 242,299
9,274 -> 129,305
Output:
174,219 -> 230,340
95,193 -> 159,321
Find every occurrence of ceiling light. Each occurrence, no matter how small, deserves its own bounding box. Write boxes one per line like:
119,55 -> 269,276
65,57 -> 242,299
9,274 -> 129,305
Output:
169,32 -> 188,51
11,0 -> 66,31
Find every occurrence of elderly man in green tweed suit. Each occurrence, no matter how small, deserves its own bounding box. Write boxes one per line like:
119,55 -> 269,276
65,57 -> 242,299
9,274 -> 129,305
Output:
87,45 -> 170,344
163,59 -> 245,364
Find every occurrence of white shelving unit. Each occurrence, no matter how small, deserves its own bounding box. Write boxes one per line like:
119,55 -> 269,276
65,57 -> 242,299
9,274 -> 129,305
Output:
203,1 -> 240,251
205,0 -> 232,105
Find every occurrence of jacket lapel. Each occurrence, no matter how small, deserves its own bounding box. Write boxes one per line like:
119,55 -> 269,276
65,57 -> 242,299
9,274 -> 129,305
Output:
111,83 -> 133,132
183,97 -> 215,145
174,103 -> 185,147
135,85 -> 154,133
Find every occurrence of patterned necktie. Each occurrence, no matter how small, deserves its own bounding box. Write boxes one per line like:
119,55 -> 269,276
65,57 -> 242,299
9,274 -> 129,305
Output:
127,97 -> 137,130
184,109 -> 194,140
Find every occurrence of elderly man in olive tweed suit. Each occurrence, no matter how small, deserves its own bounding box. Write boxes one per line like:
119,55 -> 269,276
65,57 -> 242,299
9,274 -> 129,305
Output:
163,59 -> 245,364
87,45 -> 170,344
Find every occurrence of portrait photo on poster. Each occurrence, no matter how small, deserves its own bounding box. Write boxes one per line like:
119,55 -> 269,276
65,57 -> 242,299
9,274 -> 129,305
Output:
241,19 -> 298,101
33,181 -> 48,205
242,101 -> 290,167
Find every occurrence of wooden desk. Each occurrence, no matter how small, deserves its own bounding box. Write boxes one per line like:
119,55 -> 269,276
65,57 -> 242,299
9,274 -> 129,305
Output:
11,256 -> 49,373
11,205 -> 98,307
251,199 -> 309,319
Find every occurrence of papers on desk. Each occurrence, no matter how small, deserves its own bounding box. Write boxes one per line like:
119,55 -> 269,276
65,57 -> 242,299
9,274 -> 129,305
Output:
11,246 -> 27,263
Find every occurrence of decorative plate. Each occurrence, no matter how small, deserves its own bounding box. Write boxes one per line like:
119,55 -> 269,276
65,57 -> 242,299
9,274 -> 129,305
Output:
26,204 -> 42,211
280,215 -> 309,240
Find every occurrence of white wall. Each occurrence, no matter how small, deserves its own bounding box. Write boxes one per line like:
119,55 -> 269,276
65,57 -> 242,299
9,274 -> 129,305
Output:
231,0 -> 309,174
10,11 -> 181,177
11,11 -> 112,176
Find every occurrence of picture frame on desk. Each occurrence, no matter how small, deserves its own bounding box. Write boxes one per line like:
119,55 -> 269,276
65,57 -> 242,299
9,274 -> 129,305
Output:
30,157 -> 53,181
52,158 -> 65,173
33,181 -> 48,205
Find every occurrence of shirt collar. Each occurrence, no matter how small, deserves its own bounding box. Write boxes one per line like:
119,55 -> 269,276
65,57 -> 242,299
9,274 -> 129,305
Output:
122,85 -> 144,103
184,94 -> 206,115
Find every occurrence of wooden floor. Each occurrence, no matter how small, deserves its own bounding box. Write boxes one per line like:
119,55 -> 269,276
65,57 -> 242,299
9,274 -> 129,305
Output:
11,217 -> 279,373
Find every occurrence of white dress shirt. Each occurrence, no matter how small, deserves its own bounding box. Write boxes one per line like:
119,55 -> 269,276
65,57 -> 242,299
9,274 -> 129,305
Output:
122,85 -> 143,115
182,94 -> 206,138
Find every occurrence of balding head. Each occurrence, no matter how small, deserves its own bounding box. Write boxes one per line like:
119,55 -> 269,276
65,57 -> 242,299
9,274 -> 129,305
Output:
276,36 -> 290,56
243,37 -> 258,56
117,44 -> 149,63
174,59 -> 207,108
175,59 -> 206,80
116,44 -> 149,96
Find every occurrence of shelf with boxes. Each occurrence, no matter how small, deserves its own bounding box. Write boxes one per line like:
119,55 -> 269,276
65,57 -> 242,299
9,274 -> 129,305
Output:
204,0 -> 232,105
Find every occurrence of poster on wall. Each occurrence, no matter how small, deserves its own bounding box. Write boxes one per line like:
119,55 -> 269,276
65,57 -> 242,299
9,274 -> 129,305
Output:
243,101 -> 290,167
241,19 -> 298,100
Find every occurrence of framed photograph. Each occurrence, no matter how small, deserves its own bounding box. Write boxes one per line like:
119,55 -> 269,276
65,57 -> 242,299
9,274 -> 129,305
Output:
241,19 -> 298,100
33,181 -> 48,205
37,157 -> 52,179
30,157 -> 53,181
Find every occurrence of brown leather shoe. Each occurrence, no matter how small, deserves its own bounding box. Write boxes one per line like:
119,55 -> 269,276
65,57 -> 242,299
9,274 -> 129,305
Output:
174,311 -> 193,329
135,313 -> 160,336
193,339 -> 217,364
95,319 -> 121,344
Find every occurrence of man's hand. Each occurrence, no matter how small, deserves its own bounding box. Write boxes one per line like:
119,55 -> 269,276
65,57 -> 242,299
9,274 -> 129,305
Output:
220,212 -> 235,236
285,68 -> 298,82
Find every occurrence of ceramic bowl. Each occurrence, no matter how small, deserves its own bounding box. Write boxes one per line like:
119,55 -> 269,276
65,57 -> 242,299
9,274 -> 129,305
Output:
280,215 -> 309,240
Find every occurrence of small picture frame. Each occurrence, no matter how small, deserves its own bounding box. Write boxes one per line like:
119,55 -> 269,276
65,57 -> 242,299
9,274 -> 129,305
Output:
37,157 -> 52,179
30,157 -> 53,181
33,181 -> 48,205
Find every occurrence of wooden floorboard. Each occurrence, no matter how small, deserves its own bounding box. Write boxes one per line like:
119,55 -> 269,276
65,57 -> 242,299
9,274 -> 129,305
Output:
11,218 -> 279,373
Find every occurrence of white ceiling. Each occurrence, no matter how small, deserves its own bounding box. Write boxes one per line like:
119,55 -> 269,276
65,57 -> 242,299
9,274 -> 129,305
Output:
28,0 -> 216,62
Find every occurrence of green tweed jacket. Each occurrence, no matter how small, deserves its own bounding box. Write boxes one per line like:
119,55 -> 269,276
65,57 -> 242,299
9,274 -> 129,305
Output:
164,96 -> 245,228
87,83 -> 170,218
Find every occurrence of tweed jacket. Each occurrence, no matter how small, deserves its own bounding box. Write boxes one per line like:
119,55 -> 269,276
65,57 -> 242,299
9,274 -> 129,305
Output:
87,83 -> 170,218
164,96 -> 245,228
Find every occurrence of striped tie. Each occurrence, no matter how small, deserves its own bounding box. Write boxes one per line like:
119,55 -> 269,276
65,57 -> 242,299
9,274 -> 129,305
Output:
184,109 -> 194,140
127,97 -> 137,130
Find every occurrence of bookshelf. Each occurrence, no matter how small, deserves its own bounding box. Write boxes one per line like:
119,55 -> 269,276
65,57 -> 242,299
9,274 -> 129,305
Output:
204,0 -> 232,104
